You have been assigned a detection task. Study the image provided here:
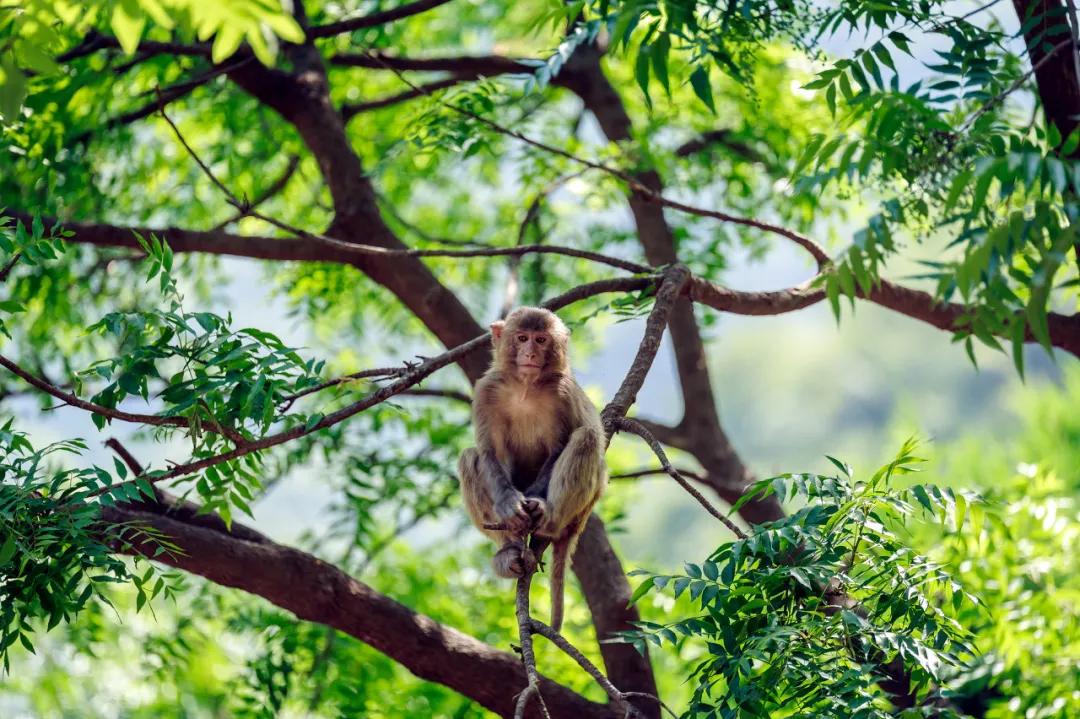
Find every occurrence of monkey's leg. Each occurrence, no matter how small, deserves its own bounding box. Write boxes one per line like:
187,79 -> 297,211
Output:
537,426 -> 606,538
459,448 -> 537,578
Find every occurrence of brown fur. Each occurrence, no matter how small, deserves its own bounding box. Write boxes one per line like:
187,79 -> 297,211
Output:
458,307 -> 607,630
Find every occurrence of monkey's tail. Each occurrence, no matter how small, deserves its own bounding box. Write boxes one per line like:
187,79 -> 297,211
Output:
549,538 -> 571,632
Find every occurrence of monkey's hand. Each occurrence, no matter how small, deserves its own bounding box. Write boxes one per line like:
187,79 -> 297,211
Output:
521,496 -> 548,530
494,490 -> 539,535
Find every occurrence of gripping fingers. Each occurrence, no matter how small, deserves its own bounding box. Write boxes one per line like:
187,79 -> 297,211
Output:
522,497 -> 547,527
495,491 -> 532,533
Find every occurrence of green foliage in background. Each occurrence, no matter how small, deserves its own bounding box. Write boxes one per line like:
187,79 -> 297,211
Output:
1,0 -> 1079,717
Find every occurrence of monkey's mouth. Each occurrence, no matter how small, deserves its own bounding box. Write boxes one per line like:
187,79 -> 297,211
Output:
518,363 -> 543,370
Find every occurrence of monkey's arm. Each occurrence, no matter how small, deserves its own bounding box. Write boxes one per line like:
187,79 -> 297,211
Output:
480,449 -> 543,531
524,443 -> 565,499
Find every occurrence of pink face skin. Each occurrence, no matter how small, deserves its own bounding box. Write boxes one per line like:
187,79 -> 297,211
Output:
510,329 -> 550,383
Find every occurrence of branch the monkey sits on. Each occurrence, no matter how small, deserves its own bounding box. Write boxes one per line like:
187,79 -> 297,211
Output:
458,307 -> 607,631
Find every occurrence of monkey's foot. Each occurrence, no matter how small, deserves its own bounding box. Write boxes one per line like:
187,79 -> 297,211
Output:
493,542 -> 538,578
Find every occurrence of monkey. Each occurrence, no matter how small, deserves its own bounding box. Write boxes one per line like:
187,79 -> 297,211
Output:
458,306 -> 607,631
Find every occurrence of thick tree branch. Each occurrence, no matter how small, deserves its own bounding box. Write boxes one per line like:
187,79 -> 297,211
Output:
687,274 -> 1080,358
330,51 -> 531,75
1012,0 -> 1080,156
100,502 -> 613,719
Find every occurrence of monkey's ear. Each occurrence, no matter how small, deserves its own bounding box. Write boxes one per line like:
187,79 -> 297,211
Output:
490,320 -> 505,342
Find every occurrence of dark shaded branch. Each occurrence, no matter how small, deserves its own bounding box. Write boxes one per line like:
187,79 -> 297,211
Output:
0,253 -> 20,282
674,129 -> 770,165
57,32 -> 209,63
100,502 -> 613,718
309,0 -> 456,37
1011,0 -> 1080,156
330,51 -> 531,75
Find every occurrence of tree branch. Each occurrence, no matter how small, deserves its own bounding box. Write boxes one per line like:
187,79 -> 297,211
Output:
86,276 -> 661,499
0,355 -> 241,440
100,502 -> 614,718
614,418 -> 746,540
57,31 -> 209,63
330,51 -> 531,75
362,54 -> 831,268
600,265 -> 691,431
309,0 -> 456,38
342,77 -> 466,119
212,154 -> 302,231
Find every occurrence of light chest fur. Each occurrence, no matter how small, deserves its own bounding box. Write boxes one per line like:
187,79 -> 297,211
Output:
489,380 -> 566,471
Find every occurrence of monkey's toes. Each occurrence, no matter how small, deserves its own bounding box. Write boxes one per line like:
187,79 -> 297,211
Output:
492,543 -> 537,578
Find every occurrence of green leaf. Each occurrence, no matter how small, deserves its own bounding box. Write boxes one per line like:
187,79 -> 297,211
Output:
0,534 -> 17,565
110,0 -> 147,55
0,58 -> 28,122
628,577 -> 655,605
689,66 -> 715,113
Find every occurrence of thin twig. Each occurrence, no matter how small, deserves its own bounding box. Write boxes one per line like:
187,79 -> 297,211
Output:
400,387 -> 472,404
615,417 -> 747,540
277,367 -> 406,408
0,354 -> 238,439
0,253 -> 20,282
362,52 -> 831,267
86,276 -> 658,498
342,77 -> 465,119
156,102 -> 651,274
601,265 -> 691,431
610,466 -> 707,483
530,619 -> 647,718
961,38 -> 1075,132
212,154 -> 301,231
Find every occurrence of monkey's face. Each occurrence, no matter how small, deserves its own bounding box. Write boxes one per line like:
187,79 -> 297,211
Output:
509,329 -> 552,382
491,307 -> 570,381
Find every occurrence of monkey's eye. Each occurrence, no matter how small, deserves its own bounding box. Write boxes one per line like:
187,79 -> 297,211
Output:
517,334 -> 529,342
535,336 -> 547,345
